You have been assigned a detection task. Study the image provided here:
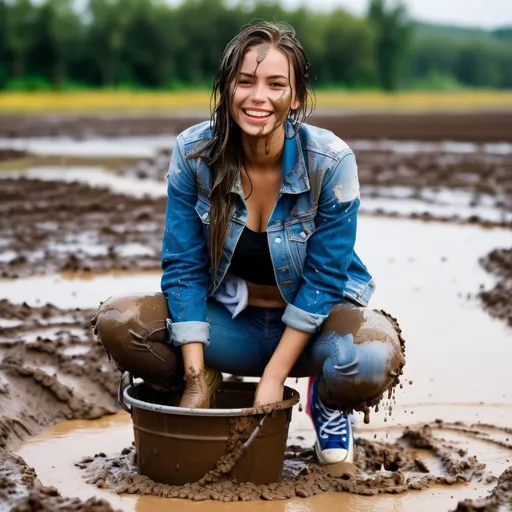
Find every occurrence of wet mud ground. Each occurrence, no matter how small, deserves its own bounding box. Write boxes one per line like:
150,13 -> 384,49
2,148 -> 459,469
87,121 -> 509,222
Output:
0,111 -> 511,511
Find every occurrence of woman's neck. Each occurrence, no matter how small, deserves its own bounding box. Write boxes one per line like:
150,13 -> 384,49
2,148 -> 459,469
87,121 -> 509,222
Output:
241,126 -> 284,170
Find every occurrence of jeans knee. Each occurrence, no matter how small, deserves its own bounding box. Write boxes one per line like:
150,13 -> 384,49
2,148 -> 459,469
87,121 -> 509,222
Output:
319,307 -> 405,409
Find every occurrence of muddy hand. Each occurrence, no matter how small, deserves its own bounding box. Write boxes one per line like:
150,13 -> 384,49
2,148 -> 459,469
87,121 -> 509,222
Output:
179,369 -> 209,408
254,374 -> 284,407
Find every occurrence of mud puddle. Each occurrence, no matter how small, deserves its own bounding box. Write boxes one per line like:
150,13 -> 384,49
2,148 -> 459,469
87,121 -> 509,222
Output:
3,165 -> 509,227
0,166 -> 166,198
0,134 -> 175,158
2,217 -> 511,510
349,139 -> 512,155
1,144 -> 510,281
15,412 -> 512,511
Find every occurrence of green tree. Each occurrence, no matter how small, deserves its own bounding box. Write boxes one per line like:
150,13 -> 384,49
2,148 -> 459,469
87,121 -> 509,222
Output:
367,0 -> 412,91
456,40 -> 505,87
322,9 -> 377,87
87,0 -> 133,86
43,0 -> 80,87
4,0 -> 36,78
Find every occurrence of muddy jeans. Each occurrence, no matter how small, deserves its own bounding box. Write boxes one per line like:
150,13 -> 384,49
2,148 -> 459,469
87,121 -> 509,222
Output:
92,293 -> 405,408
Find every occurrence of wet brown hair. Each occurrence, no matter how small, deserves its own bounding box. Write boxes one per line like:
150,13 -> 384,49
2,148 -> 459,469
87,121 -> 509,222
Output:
188,21 -> 315,276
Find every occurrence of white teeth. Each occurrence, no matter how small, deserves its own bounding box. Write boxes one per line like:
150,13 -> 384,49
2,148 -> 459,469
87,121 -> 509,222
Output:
244,110 -> 271,118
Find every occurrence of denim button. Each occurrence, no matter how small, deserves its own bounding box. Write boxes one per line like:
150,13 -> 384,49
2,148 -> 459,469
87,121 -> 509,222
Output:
275,237 -> 282,243
300,231 -> 306,239
202,213 -> 209,221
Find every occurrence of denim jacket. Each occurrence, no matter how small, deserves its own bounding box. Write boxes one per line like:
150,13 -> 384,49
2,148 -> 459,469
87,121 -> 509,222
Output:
161,119 -> 375,345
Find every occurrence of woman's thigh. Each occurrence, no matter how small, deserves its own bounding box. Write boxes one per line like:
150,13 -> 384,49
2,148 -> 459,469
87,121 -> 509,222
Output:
204,301 -> 285,377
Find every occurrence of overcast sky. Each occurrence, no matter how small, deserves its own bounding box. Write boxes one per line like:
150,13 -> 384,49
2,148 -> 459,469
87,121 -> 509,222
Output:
276,0 -> 512,29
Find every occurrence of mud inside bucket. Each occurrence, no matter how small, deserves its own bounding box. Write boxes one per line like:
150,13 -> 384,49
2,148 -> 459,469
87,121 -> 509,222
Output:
122,380 -> 300,486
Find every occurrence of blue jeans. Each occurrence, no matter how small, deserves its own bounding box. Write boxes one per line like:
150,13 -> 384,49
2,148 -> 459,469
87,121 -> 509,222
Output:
93,293 -> 405,409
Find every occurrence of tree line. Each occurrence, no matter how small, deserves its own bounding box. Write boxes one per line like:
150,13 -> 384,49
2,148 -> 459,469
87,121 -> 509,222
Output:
0,0 -> 511,92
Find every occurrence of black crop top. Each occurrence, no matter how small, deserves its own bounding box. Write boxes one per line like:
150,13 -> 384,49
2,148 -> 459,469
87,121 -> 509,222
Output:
229,227 -> 276,286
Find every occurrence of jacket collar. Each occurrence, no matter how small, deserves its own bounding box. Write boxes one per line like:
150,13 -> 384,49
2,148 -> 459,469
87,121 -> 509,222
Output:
230,119 -> 310,196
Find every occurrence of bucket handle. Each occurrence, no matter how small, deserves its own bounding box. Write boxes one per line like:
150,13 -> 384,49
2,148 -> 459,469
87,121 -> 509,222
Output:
240,413 -> 269,453
118,371 -> 133,414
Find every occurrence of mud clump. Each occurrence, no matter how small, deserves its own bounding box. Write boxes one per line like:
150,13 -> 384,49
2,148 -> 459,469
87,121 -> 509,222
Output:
479,248 -> 512,328
195,415 -> 260,487
452,466 -> 512,511
11,494 -> 118,512
79,421 -> 511,503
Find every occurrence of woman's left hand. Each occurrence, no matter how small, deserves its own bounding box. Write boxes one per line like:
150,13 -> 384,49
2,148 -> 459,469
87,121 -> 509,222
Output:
254,373 -> 285,406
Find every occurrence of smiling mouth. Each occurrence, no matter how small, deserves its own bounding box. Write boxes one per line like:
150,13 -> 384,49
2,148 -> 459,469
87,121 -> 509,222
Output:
242,109 -> 273,119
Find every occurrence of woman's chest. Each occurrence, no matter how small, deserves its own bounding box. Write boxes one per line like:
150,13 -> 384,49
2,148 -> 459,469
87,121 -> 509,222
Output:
242,170 -> 282,232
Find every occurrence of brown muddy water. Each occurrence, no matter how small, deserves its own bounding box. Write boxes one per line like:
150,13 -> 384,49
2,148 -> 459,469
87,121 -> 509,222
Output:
3,217 -> 511,511
1,127 -> 511,511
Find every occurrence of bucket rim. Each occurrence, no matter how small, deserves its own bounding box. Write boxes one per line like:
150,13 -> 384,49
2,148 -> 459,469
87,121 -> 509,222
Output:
123,382 -> 300,417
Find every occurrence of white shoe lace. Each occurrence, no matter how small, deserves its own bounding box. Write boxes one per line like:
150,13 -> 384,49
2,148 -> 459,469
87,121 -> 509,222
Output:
316,399 -> 348,442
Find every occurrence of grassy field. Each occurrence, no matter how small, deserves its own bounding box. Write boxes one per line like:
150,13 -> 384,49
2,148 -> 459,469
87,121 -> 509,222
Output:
1,90 -> 512,114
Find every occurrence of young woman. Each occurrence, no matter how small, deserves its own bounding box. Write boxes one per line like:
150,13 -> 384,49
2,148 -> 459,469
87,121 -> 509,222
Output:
93,21 -> 405,466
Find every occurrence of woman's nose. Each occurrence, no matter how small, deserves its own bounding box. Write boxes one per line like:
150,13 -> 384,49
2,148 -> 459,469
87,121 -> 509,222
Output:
250,83 -> 266,103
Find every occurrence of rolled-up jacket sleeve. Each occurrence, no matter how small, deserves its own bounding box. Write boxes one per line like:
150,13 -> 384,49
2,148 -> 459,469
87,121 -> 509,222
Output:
160,135 -> 210,346
282,150 -> 360,334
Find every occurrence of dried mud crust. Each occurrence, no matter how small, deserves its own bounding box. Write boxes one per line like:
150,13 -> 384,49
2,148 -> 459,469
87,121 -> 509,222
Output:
478,248 -> 512,328
0,111 -> 511,142
80,421 -> 512,502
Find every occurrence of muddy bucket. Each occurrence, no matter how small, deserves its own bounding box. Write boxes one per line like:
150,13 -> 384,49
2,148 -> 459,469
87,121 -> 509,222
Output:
121,379 -> 300,486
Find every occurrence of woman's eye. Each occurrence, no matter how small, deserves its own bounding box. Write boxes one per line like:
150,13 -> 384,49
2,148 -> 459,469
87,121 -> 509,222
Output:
271,83 -> 285,88
238,80 -> 251,85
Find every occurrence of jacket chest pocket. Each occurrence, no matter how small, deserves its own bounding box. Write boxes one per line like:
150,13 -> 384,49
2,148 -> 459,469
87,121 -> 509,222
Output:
285,217 -> 315,274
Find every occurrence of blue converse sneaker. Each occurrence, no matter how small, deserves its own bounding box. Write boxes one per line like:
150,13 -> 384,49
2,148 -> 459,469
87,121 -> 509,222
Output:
309,377 -> 354,464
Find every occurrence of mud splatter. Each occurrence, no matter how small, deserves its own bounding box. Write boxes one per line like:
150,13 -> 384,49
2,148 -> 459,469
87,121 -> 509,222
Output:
252,43 -> 270,75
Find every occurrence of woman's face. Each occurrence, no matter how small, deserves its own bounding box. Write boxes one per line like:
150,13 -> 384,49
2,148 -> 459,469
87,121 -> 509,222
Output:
229,44 -> 300,139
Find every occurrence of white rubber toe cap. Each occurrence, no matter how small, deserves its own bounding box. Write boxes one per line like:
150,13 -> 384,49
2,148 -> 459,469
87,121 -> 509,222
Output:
315,438 -> 355,465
